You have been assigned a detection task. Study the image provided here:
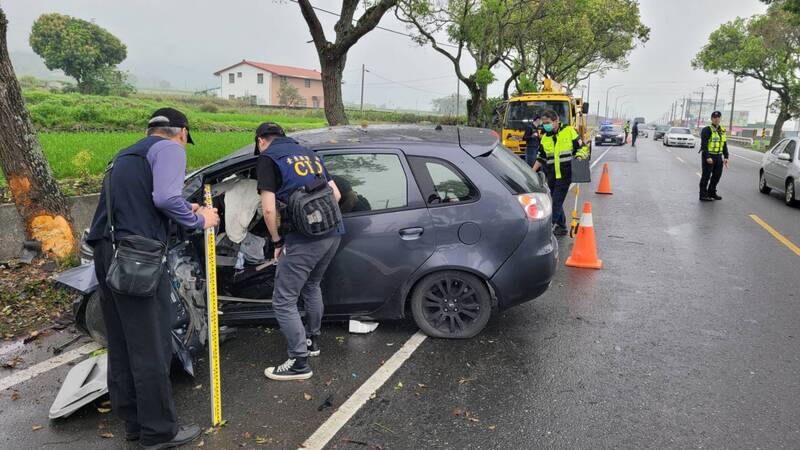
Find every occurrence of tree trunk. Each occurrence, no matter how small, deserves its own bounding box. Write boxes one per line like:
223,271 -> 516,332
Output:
466,87 -> 484,127
0,8 -> 75,257
319,50 -> 348,126
769,103 -> 790,147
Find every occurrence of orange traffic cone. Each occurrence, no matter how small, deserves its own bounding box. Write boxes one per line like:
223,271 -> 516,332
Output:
565,202 -> 603,269
596,163 -> 613,195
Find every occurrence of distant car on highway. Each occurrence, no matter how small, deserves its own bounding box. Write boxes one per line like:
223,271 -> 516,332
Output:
653,126 -> 669,141
759,137 -> 799,206
595,125 -> 625,146
638,128 -> 649,138
662,127 -> 696,148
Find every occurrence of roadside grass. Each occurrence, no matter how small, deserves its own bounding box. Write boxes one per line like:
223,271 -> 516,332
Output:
23,90 -> 456,132
38,131 -> 254,179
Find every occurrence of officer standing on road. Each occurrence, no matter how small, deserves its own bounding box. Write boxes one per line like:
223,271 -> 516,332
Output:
699,110 -> 730,201
624,120 -> 631,144
254,122 -> 344,381
86,108 -> 219,449
533,109 -> 590,236
631,121 -> 639,147
523,115 -> 542,167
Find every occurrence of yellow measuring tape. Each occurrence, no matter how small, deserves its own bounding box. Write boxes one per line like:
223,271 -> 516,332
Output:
203,184 -> 223,426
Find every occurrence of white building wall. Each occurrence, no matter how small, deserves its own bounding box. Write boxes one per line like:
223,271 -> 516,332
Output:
218,64 -> 272,105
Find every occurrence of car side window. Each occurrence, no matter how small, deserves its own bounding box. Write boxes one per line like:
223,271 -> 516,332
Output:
408,157 -> 478,205
324,153 -> 408,214
771,140 -> 788,155
783,141 -> 797,160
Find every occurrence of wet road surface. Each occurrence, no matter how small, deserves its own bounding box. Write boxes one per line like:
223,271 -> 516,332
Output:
1,137 -> 798,449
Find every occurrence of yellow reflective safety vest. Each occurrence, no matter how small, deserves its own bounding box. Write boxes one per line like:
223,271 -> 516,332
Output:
539,125 -> 589,180
708,125 -> 726,154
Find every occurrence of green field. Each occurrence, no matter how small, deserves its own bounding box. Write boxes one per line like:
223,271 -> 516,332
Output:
39,131 -> 254,179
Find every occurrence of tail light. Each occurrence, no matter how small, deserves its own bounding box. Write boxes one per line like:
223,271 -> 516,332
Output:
517,193 -> 552,221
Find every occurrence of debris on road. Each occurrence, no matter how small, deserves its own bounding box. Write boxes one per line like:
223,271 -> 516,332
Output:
318,394 -> 334,411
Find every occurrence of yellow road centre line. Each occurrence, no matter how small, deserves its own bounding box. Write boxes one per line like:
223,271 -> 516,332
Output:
749,214 -> 800,257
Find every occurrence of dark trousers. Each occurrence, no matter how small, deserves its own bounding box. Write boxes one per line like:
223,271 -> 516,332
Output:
273,234 -> 341,358
547,174 -> 571,228
699,154 -> 724,197
631,132 -> 638,146
93,240 -> 177,446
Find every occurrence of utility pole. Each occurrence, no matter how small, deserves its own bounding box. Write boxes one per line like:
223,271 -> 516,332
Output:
586,74 -> 591,105
729,75 -> 738,131
604,84 -> 623,120
695,90 -> 705,128
681,98 -> 687,124
762,89 -> 772,139
708,78 -> 720,112
455,79 -> 460,118
360,64 -> 366,111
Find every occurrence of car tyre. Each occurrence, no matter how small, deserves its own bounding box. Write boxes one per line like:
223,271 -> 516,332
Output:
786,179 -> 798,206
83,291 -> 108,347
410,271 -> 492,339
759,171 -> 771,194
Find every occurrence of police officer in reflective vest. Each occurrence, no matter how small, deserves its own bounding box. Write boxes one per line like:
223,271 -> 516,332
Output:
699,110 -> 729,201
624,120 -> 631,144
254,123 -> 343,381
533,109 -> 590,236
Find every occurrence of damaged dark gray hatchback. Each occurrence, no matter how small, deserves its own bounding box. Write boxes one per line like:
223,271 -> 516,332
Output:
56,125 -> 557,413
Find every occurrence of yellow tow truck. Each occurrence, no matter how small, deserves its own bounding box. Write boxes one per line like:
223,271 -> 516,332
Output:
500,79 -> 591,158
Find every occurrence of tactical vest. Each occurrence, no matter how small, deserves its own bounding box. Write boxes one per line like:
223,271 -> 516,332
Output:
708,125 -> 726,154
540,125 -> 587,180
87,136 -> 170,245
263,137 -> 326,205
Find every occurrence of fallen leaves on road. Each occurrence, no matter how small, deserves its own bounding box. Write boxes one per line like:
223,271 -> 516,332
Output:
97,407 -> 111,414
196,440 -> 204,447
417,383 -> 429,389
31,425 -> 43,432
255,436 -> 274,444
10,391 -> 20,401
335,336 -> 345,344
457,377 -> 475,385
194,384 -> 203,390
394,382 -> 403,391
98,432 -> 114,438
303,392 -> 313,401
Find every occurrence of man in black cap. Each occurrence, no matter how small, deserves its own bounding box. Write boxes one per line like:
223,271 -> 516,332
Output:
254,122 -> 344,381
699,110 -> 729,201
86,107 -> 219,449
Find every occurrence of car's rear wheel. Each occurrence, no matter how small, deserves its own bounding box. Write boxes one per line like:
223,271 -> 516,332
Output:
759,171 -> 771,194
786,179 -> 797,206
410,271 -> 492,339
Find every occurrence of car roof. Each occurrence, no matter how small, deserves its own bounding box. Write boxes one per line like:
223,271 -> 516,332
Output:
195,124 -> 499,180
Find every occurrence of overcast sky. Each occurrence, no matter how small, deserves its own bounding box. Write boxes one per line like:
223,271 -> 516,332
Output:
3,0 -> 789,125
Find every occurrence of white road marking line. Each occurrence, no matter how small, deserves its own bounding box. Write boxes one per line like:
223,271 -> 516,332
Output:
676,156 -> 686,163
300,331 -> 428,450
0,342 -> 102,392
731,153 -> 761,165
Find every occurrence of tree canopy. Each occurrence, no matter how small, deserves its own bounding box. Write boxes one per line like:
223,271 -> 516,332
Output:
29,13 -> 127,94
693,4 -> 800,145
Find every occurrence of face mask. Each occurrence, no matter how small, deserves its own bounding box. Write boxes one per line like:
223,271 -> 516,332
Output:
542,123 -> 554,133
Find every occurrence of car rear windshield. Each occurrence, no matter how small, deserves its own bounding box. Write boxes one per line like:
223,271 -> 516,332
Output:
669,128 -> 690,134
476,145 -> 543,194
601,126 -> 622,133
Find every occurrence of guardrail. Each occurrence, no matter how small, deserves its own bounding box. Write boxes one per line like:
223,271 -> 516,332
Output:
727,136 -> 754,146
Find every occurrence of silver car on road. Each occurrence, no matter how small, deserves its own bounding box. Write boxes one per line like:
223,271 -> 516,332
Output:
759,137 -> 800,206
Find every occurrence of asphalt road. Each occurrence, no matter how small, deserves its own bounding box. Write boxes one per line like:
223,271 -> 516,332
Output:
0,136 -> 798,449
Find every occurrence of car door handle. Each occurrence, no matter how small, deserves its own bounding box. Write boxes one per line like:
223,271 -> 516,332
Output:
399,227 -> 424,240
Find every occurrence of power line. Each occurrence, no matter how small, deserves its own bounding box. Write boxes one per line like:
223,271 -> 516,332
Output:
365,70 -> 451,96
286,0 -> 460,49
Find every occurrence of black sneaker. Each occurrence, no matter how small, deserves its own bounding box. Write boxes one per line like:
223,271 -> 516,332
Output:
699,196 -> 714,202
307,336 -> 320,357
553,225 -> 568,236
264,357 -> 312,381
711,194 -> 722,200
139,424 -> 201,449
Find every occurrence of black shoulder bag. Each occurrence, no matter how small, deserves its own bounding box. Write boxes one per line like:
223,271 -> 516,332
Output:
103,160 -> 167,297
287,170 -> 342,238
